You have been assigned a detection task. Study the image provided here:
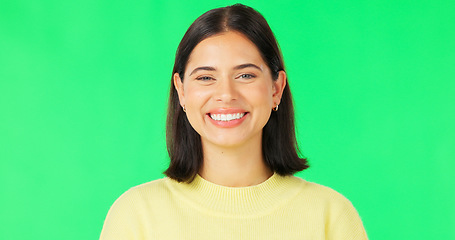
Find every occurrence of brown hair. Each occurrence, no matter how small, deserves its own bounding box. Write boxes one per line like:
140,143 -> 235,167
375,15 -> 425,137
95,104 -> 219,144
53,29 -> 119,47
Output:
165,4 -> 309,182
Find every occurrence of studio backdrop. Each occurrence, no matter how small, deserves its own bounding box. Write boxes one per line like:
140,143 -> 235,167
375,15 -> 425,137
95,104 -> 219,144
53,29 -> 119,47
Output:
1,0 -> 454,239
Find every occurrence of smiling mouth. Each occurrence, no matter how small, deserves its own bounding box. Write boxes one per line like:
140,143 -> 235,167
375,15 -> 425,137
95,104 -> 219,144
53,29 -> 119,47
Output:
209,113 -> 246,121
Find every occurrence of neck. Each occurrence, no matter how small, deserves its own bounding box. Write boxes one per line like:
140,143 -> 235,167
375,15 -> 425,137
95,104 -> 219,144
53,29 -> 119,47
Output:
199,137 -> 273,187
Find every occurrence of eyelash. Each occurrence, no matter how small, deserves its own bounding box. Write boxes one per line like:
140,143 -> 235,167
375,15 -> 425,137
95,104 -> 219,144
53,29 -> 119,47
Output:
195,74 -> 256,81
196,76 -> 214,81
238,73 -> 255,79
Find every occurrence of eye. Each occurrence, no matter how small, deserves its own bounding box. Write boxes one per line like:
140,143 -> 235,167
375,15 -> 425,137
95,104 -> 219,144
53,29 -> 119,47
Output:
196,76 -> 215,81
238,73 -> 255,79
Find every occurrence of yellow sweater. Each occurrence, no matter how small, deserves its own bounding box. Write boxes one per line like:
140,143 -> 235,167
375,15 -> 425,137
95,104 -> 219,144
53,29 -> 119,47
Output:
100,173 -> 367,240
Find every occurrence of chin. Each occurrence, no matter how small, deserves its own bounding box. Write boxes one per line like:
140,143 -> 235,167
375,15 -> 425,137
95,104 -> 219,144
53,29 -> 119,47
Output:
205,137 -> 248,148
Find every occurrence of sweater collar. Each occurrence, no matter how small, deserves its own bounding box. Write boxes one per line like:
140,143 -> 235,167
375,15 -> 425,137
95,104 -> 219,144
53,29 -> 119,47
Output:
167,173 -> 304,216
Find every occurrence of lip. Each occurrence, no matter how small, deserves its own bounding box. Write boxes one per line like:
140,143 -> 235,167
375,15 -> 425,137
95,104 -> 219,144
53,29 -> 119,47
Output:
206,108 -> 248,128
207,108 -> 247,114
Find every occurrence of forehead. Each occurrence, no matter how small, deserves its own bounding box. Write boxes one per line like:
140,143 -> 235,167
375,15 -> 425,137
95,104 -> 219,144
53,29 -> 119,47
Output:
185,31 -> 266,72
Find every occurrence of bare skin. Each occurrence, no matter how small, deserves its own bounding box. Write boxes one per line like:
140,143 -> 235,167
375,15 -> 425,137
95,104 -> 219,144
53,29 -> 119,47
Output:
174,31 -> 286,187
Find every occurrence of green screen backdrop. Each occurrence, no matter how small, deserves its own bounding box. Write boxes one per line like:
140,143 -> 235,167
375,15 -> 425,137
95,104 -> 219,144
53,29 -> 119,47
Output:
1,0 -> 454,239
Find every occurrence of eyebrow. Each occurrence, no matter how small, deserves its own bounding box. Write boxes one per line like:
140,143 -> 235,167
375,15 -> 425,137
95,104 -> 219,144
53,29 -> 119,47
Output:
189,66 -> 216,76
189,63 -> 262,76
233,63 -> 262,71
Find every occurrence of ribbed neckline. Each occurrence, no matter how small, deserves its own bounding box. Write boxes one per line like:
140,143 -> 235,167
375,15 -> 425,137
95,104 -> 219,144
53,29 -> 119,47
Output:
166,173 -> 304,216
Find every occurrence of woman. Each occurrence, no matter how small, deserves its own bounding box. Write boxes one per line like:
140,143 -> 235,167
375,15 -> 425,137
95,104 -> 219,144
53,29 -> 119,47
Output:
100,4 -> 367,240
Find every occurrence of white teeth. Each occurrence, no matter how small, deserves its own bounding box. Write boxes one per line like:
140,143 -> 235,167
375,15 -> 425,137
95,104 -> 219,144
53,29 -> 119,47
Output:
210,113 -> 245,121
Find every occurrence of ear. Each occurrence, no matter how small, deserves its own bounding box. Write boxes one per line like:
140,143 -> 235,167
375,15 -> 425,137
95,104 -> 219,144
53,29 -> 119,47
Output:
173,73 -> 185,107
272,70 -> 287,106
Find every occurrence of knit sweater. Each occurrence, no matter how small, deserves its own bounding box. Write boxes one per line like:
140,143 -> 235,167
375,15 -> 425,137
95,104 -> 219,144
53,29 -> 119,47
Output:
100,173 -> 367,240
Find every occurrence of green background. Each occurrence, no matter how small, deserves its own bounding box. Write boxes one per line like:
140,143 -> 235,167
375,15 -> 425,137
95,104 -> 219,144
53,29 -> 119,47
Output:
1,0 -> 454,239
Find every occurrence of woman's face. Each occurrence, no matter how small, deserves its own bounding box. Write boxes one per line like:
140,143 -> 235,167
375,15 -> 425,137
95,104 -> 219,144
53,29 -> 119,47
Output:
174,31 -> 286,149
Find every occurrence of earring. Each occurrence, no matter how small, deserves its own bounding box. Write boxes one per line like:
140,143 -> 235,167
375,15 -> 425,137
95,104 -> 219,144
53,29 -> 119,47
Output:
273,104 -> 279,111
182,106 -> 186,112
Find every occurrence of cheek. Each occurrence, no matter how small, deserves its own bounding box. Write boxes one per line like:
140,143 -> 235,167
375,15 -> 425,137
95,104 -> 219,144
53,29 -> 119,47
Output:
183,85 -> 213,113
183,87 -> 208,131
243,83 -> 274,106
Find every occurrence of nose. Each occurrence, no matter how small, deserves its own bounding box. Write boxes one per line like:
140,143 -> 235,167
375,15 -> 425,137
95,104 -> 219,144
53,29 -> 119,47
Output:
214,77 -> 237,103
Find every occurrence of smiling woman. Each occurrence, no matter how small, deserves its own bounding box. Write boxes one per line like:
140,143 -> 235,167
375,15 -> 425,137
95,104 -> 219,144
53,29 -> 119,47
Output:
100,4 -> 367,240
165,5 -> 308,185
173,31 -> 286,183
175,31 -> 285,157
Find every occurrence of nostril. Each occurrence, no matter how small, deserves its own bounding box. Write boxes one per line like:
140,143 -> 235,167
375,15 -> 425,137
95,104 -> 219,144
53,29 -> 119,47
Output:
215,90 -> 238,102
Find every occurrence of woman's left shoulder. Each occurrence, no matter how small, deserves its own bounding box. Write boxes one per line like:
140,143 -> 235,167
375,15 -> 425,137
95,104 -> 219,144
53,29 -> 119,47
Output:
287,176 -> 358,210
286,176 -> 368,239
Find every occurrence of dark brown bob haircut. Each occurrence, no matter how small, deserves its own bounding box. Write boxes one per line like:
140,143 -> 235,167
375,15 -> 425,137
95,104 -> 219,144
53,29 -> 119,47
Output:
165,4 -> 309,182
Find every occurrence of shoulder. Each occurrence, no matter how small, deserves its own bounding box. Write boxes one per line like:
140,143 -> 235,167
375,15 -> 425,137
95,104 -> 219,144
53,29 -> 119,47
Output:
129,177 -> 171,194
101,178 -> 173,228
113,178 -> 173,206
288,176 -> 354,206
100,178 -> 175,239
102,177 -> 176,220
288,177 -> 368,239
300,178 -> 353,204
286,176 -> 362,223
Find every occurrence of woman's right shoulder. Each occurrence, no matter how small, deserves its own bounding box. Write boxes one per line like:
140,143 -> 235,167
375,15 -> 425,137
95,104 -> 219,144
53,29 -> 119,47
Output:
100,178 -> 176,239
130,177 -> 172,193
111,177 -> 174,207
